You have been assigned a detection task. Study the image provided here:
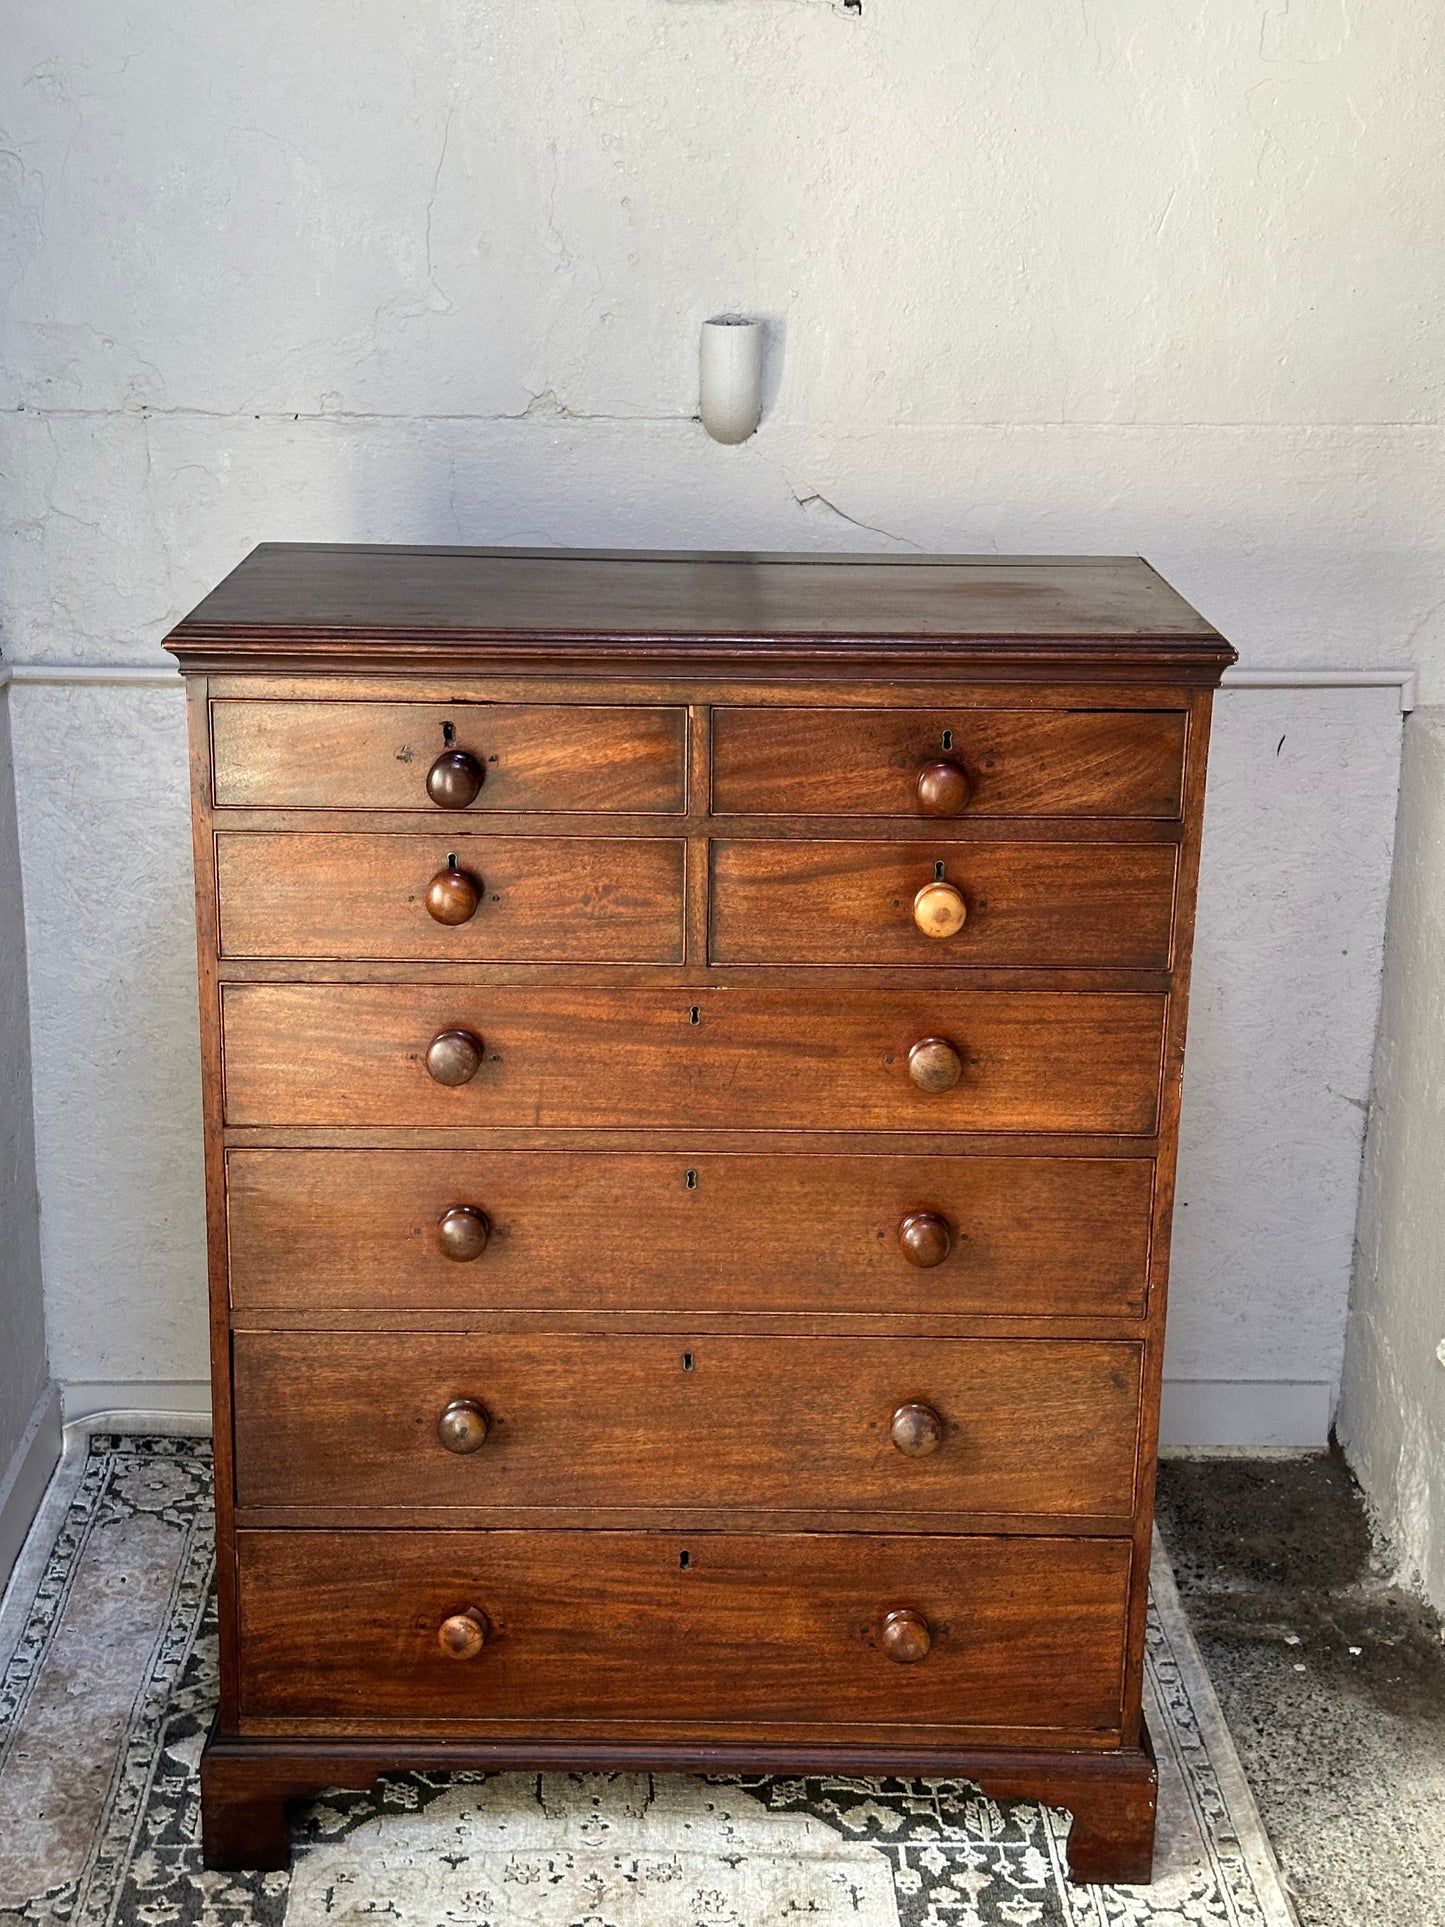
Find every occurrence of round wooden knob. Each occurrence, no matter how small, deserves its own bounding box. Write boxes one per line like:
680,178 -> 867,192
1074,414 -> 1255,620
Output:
426,867 -> 481,926
898,1211 -> 952,1268
907,1037 -> 962,1093
890,1402 -> 944,1457
437,1606 -> 489,1658
916,762 -> 970,817
438,1206 -> 490,1262
913,880 -> 967,940
426,750 -> 484,810
426,1029 -> 483,1087
437,1398 -> 490,1454
880,1608 -> 932,1664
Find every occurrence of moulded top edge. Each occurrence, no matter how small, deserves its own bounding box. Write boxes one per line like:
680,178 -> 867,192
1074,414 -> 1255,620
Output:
163,545 -> 1232,663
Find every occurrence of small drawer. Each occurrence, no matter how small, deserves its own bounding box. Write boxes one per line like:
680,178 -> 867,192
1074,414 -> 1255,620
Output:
226,1148 -> 1155,1319
220,984 -> 1167,1134
210,701 -> 687,813
711,706 -> 1187,818
232,1331 -> 1142,1521
215,833 -> 684,963
710,840 -> 1176,967
235,1527 -> 1131,1740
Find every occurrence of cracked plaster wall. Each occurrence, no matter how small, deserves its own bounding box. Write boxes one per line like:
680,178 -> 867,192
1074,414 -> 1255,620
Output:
0,0 -> 1441,1448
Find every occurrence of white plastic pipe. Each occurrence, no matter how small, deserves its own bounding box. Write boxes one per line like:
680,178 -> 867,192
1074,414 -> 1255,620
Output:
699,316 -> 763,444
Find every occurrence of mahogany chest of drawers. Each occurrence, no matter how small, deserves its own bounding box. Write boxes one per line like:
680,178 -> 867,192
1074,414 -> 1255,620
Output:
166,546 -> 1233,1884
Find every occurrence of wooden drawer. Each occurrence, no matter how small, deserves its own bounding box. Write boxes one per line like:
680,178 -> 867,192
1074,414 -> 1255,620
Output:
210,701 -> 687,812
711,706 -> 1187,818
235,1528 -> 1132,1739
711,840 -> 1176,967
215,833 -> 684,963
232,1331 -> 1142,1520
221,985 -> 1166,1133
226,1148 -> 1155,1318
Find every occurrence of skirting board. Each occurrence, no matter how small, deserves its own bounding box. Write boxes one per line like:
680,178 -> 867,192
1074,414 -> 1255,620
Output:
1160,1378 -> 1334,1449
0,1381 -> 62,1595
62,1378 -> 1332,1449
61,1381 -> 212,1427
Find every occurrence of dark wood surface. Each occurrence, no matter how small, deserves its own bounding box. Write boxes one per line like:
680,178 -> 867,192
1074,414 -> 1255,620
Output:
199,1724 -> 1158,1883
220,984 -> 1168,1132
223,1147 -> 1157,1318
233,1528 -> 1133,1735
215,833 -> 686,962
166,548 -> 1232,681
711,705 -> 1188,817
166,547 -> 1230,1882
709,839 -> 1176,967
212,700 -> 687,811
230,1331 -> 1142,1518
174,546 -> 1224,642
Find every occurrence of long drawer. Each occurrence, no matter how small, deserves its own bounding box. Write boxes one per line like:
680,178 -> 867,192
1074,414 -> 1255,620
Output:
235,1528 -> 1132,1739
225,1148 -> 1155,1317
711,706 -> 1187,818
216,833 -> 685,962
710,840 -> 1176,967
231,1332 -> 1142,1519
211,701 -> 688,812
221,985 -> 1167,1133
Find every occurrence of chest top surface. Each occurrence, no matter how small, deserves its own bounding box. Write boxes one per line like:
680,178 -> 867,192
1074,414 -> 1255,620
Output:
165,545 -> 1234,682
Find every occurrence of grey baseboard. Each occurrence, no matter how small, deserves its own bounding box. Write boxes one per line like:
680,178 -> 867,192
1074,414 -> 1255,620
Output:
0,1382 -> 63,1595
61,1381 -> 212,1427
1160,1377 -> 1334,1448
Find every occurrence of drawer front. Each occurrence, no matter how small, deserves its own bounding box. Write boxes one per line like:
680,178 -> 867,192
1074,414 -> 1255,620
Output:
712,707 -> 1187,818
227,1149 -> 1154,1318
216,833 -> 685,963
236,1528 -> 1131,1736
232,1332 -> 1142,1519
221,985 -> 1166,1133
211,701 -> 688,812
711,840 -> 1176,967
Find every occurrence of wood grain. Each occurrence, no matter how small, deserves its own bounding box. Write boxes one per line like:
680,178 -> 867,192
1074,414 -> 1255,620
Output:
235,1527 -> 1133,1735
216,833 -> 685,963
224,1147 -> 1156,1318
220,984 -> 1168,1133
711,707 -> 1187,818
710,840 -> 1177,967
173,546 -> 1227,642
231,1331 -> 1142,1518
211,701 -> 687,812
165,547 -> 1231,1883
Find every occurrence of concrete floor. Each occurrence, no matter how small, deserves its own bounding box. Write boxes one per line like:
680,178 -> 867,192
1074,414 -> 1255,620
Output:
1156,1449 -> 1445,1927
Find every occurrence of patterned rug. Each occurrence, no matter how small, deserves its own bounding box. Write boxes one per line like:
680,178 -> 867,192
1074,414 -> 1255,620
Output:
0,1431 -> 1296,1927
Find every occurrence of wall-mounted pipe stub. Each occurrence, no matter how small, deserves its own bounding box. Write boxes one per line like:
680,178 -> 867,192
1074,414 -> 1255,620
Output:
699,316 -> 763,444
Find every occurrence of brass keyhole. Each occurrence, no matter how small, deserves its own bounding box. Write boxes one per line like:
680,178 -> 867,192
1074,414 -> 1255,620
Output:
941,728 -> 953,751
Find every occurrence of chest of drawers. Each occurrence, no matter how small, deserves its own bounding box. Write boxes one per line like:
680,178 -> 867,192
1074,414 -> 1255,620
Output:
167,546 -> 1233,1885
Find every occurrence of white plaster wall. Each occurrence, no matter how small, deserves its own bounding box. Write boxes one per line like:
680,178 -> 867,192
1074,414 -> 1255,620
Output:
1167,687 -> 1402,1444
1337,711 -> 1445,1612
2,0 -> 1442,1438
3,684 -> 208,1417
